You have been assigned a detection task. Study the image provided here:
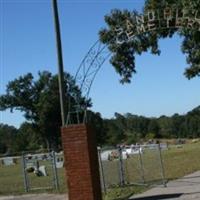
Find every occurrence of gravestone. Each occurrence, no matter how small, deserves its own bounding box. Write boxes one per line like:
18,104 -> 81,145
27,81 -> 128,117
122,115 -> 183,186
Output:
3,157 -> 15,166
56,157 -> 64,168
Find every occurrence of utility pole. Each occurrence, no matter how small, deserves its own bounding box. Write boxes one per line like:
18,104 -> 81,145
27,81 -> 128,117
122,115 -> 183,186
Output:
52,0 -> 66,126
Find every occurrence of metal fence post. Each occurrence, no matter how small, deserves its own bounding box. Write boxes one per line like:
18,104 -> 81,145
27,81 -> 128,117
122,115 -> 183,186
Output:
118,147 -> 125,186
97,147 -> 106,194
51,151 -> 59,190
158,143 -> 167,187
22,153 -> 29,192
138,145 -> 145,184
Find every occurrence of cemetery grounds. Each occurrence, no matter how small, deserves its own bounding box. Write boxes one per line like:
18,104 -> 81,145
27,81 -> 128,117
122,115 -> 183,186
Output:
0,141 -> 200,200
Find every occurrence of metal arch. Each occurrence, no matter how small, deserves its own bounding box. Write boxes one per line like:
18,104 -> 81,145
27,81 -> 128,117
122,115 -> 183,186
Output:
66,13 -> 199,125
66,40 -> 112,125
67,30 -> 185,122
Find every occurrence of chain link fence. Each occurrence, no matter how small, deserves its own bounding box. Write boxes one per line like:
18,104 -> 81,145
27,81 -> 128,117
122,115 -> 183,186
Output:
98,143 -> 168,193
22,151 -> 59,192
0,151 -> 66,195
0,144 -> 167,195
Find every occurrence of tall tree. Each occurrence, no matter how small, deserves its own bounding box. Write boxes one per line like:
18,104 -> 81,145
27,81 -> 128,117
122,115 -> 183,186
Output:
12,122 -> 40,152
87,111 -> 106,145
0,71 -> 89,150
99,0 -> 200,83
0,124 -> 17,154
148,118 -> 161,138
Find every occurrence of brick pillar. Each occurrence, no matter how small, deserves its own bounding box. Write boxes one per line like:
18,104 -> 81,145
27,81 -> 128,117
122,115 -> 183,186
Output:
61,124 -> 102,200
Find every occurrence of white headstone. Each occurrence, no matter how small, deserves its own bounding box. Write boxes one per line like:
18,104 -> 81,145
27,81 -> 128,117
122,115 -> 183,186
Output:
3,157 -> 15,166
56,157 -> 64,168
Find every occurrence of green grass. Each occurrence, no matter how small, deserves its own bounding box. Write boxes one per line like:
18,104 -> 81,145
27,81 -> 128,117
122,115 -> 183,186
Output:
103,185 -> 146,200
163,142 -> 200,180
0,142 -> 200,200
0,159 -> 67,195
103,142 -> 200,200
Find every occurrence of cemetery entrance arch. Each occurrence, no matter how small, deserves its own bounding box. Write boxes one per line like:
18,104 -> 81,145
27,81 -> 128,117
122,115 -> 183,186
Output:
67,6 -> 200,125
61,4 -> 199,200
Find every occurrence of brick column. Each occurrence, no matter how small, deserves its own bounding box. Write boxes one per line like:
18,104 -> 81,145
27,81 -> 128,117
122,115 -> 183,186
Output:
61,124 -> 102,200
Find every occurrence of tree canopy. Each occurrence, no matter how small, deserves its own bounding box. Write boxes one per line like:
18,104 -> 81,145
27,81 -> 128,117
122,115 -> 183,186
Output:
103,106 -> 200,145
0,124 -> 17,154
0,71 -> 89,150
0,105 -> 199,153
99,0 -> 200,83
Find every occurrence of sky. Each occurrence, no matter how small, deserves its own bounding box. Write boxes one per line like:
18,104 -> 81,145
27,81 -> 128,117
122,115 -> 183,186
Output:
0,0 -> 200,128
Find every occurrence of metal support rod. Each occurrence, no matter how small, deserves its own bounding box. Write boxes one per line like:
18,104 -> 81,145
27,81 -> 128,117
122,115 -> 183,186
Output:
97,147 -> 107,194
158,143 -> 167,187
51,151 -> 59,190
118,147 -> 125,186
52,0 -> 66,126
22,153 -> 29,192
138,145 -> 145,184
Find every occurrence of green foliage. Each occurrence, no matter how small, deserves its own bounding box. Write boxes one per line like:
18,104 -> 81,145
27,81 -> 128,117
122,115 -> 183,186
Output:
13,122 -> 40,152
0,124 -> 17,154
103,185 -> 145,200
0,71 -> 89,151
148,119 -> 161,138
104,113 -> 127,145
0,122 -> 41,154
145,132 -> 156,140
99,0 -> 200,83
87,111 -> 107,145
103,105 -> 200,145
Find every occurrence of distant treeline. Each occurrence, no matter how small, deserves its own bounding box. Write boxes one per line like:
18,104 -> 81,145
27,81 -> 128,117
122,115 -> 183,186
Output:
0,105 -> 200,154
103,106 -> 200,145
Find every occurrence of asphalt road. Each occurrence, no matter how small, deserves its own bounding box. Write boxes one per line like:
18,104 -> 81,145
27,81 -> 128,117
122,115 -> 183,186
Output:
130,171 -> 200,200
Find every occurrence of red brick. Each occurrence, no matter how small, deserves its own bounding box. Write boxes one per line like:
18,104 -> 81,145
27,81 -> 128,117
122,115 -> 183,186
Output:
61,124 -> 102,200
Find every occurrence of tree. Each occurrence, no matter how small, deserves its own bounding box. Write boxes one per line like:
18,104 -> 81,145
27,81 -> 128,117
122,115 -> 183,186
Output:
104,114 -> 127,145
0,71 -> 89,150
101,105 -> 200,145
87,111 -> 107,145
13,122 -> 41,152
0,124 -> 17,154
99,0 -> 200,83
148,119 -> 161,138
185,106 -> 200,138
157,115 -> 173,138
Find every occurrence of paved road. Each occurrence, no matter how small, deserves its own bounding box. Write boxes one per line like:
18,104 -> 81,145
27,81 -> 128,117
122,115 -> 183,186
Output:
130,171 -> 200,200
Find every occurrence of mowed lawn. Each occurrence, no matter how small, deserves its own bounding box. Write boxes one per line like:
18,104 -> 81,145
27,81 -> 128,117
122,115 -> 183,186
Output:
104,142 -> 200,200
0,142 -> 200,197
163,142 -> 200,180
102,142 -> 200,187
0,159 -> 67,195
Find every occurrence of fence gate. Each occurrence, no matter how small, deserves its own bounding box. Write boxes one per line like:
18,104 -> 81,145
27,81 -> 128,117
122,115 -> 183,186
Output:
98,143 -> 167,193
22,151 -> 59,192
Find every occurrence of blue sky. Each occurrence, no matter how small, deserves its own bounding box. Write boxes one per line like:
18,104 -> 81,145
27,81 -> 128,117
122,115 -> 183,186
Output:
0,0 -> 200,128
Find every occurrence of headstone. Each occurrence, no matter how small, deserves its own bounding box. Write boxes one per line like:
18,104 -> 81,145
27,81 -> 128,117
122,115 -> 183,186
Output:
100,150 -> 113,161
3,157 -> 15,166
26,159 -> 38,169
56,157 -> 64,168
38,165 -> 48,176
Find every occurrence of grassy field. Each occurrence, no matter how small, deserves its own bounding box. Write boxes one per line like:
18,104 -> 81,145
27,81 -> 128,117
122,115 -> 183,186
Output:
0,158 -> 67,195
0,142 -> 200,199
103,142 -> 200,199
